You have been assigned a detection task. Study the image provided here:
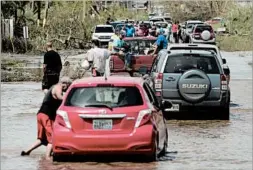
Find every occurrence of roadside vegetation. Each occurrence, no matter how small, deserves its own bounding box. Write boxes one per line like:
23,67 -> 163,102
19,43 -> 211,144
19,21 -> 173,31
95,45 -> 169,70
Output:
1,1 -> 252,53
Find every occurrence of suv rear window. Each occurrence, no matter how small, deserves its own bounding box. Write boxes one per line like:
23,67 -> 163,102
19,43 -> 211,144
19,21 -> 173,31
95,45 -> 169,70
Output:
95,26 -> 114,33
194,25 -> 213,33
164,54 -> 220,74
169,47 -> 218,54
65,86 -> 143,108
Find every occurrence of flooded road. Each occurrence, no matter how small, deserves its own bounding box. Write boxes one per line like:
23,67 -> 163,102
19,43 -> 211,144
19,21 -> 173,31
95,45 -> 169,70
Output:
1,51 -> 252,170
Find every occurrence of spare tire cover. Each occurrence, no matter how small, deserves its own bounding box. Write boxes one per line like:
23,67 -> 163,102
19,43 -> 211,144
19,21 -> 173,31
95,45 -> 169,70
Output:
201,30 -> 211,41
178,69 -> 211,104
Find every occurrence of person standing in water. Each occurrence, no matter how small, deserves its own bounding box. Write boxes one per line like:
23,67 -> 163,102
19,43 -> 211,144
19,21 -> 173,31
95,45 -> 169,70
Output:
21,77 -> 72,160
42,42 -> 62,94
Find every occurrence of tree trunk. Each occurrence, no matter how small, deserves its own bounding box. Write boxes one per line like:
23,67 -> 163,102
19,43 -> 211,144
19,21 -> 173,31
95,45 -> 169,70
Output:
43,0 -> 49,28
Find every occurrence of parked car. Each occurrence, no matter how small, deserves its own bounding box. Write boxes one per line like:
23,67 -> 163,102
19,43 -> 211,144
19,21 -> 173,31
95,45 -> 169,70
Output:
154,21 -> 169,37
91,25 -> 115,47
189,24 -> 216,45
110,21 -> 125,29
110,36 -> 157,75
149,17 -> 166,24
148,13 -> 158,20
115,23 -> 126,31
167,43 -> 230,84
147,50 -> 230,120
181,20 -> 204,43
52,76 -> 172,161
163,16 -> 172,24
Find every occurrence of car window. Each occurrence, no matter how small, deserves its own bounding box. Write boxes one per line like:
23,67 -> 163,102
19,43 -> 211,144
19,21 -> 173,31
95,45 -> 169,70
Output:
95,26 -> 114,33
156,23 -> 168,28
169,47 -> 218,54
164,54 -> 220,74
65,86 -> 143,108
143,83 -> 159,108
195,26 -> 213,33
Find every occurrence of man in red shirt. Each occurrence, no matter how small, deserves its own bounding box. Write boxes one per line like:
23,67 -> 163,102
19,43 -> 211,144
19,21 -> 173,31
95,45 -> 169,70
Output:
172,21 -> 179,43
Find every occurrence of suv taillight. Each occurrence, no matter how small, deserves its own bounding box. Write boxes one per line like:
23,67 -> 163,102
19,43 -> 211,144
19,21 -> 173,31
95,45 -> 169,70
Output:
221,74 -> 228,91
135,109 -> 152,128
56,110 -> 72,129
154,73 -> 163,96
210,30 -> 215,39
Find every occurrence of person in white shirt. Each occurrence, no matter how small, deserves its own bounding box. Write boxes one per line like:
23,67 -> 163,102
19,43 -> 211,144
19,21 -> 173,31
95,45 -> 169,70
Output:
85,40 -> 112,77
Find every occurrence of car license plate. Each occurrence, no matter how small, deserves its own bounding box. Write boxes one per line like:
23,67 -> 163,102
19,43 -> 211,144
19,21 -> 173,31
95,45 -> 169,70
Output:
93,119 -> 113,130
165,104 -> 180,112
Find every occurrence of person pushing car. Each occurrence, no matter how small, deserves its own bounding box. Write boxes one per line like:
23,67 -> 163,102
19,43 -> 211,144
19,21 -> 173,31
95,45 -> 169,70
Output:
21,77 -> 72,160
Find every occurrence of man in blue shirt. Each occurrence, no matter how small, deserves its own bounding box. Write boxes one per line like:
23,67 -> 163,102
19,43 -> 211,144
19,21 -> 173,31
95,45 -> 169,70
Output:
152,29 -> 168,55
125,23 -> 135,37
113,32 -> 132,70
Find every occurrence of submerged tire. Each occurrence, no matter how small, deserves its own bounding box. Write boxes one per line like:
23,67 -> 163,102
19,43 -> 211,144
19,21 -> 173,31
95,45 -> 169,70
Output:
52,154 -> 64,162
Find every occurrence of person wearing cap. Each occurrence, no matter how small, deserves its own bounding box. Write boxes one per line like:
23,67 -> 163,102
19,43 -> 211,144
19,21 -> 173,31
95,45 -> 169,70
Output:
151,28 -> 168,55
21,77 -> 72,160
42,42 -> 62,95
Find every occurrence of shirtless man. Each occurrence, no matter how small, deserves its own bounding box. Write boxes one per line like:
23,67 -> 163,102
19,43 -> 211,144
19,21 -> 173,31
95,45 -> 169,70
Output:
21,77 -> 72,160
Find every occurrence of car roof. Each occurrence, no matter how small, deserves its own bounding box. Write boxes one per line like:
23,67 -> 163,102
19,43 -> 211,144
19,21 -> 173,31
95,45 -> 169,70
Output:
186,20 -> 203,23
154,21 -> 168,24
169,50 -> 216,55
124,36 -> 157,40
195,24 -> 211,27
168,44 -> 218,49
71,76 -> 144,87
150,17 -> 164,19
96,25 -> 113,27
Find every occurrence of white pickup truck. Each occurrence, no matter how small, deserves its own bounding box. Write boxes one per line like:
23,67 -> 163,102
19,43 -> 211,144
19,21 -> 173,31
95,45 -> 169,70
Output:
91,25 -> 115,47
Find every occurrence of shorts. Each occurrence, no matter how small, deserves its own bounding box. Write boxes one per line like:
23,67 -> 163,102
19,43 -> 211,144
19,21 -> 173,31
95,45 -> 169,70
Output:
37,113 -> 54,145
42,72 -> 60,90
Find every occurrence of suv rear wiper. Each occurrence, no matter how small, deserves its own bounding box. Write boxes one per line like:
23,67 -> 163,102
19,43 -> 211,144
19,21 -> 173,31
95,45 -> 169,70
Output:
85,104 -> 113,110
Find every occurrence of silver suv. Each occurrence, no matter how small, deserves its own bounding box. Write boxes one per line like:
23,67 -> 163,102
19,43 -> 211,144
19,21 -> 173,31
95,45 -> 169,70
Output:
148,50 -> 230,120
189,24 -> 216,45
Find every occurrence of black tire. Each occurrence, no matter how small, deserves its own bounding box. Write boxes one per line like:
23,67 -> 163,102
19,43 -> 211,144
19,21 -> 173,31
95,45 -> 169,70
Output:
52,154 -> 64,162
219,93 -> 230,120
146,138 -> 158,162
219,105 -> 230,120
185,36 -> 190,43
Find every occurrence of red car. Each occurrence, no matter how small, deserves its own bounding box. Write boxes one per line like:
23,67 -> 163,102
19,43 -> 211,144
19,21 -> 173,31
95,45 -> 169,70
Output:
110,36 -> 157,74
52,76 -> 171,161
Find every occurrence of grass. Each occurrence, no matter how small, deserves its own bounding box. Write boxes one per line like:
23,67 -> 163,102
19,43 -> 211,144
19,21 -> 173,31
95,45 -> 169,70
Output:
216,35 -> 253,52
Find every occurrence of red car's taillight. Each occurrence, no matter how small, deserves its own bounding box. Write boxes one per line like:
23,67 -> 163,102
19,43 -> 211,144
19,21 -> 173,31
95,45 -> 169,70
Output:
154,73 -> 163,96
56,110 -> 72,129
221,74 -> 228,91
135,109 -> 152,128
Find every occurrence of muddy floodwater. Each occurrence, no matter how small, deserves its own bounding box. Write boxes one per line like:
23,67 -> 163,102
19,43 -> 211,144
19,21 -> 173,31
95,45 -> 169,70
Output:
1,52 -> 252,170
